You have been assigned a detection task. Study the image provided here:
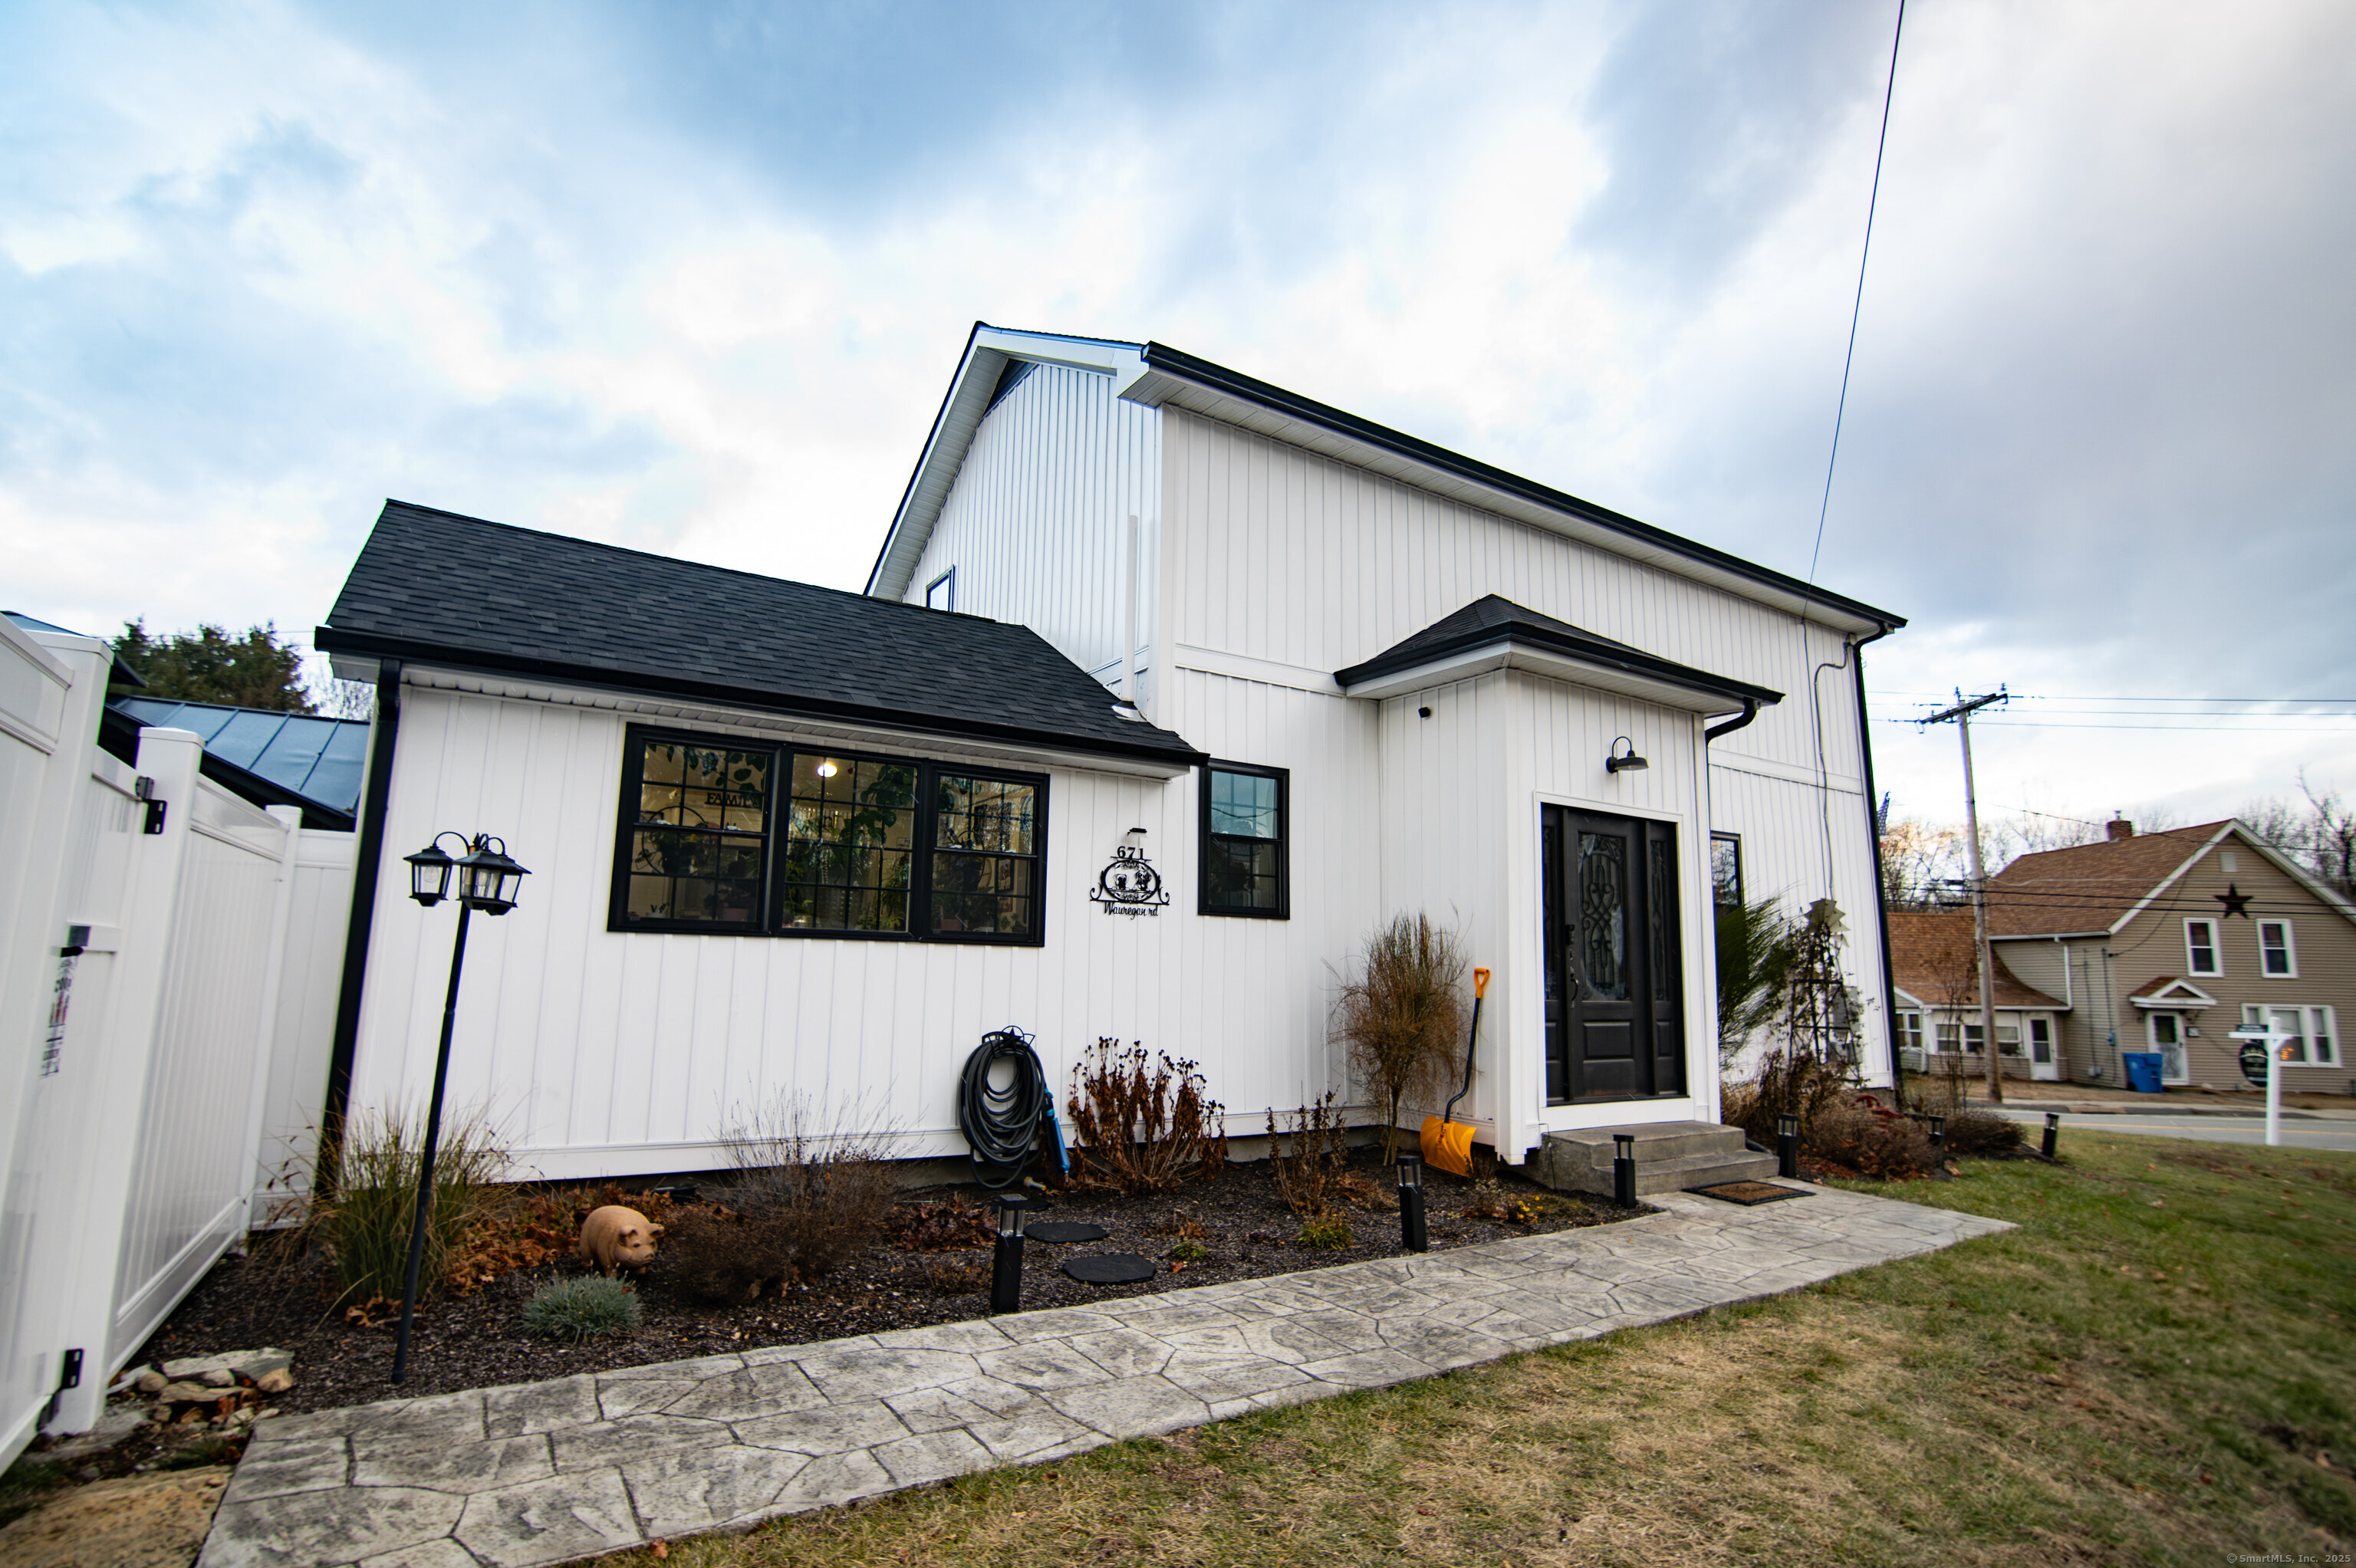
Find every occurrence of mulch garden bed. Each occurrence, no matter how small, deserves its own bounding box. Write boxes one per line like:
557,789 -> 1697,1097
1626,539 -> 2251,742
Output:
133,1146 -> 1647,1417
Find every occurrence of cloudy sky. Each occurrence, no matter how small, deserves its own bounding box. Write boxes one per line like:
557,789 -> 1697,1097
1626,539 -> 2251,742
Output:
4,0 -> 2351,833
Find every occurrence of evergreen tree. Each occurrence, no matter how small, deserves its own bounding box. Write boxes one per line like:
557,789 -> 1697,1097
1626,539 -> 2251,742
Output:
113,620 -> 314,712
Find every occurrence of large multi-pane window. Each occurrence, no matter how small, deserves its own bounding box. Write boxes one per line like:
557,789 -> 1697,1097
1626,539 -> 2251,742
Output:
1200,762 -> 1288,918
610,726 -> 1045,945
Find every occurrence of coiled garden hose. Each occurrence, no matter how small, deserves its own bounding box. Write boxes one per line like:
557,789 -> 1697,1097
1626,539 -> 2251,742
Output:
958,1027 -> 1067,1188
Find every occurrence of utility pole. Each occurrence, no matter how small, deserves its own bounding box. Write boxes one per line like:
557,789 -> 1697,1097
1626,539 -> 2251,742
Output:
1923,689 -> 2009,1105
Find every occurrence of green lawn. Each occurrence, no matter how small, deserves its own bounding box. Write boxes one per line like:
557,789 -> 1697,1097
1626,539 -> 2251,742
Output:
624,1132 -> 2356,1566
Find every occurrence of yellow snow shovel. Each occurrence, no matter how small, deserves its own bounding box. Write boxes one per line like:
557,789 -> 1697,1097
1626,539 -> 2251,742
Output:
1421,967 -> 1489,1178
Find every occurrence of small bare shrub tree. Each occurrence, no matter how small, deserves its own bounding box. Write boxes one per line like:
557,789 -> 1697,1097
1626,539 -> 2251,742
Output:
1333,912 -> 1466,1162
1265,1093 -> 1348,1217
716,1092 -> 900,1278
1064,1040 -> 1227,1195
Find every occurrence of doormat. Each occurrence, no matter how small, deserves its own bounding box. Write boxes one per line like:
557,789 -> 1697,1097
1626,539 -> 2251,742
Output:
1688,1181 -> 1811,1206
1062,1253 -> 1157,1284
1028,1221 -> 1109,1244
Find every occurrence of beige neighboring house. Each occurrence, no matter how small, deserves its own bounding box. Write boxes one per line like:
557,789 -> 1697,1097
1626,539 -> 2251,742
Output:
1984,820 -> 2356,1091
1887,909 -> 2071,1083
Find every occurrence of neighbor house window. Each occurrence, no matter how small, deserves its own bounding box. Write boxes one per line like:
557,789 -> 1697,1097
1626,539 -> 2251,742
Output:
925,569 -> 956,612
1898,1012 -> 1924,1055
2243,1004 -> 2337,1065
1710,833 -> 1743,909
2030,1017 -> 2053,1063
2185,918 -> 2221,976
2259,920 -> 2297,978
611,726 -> 1045,945
1200,761 -> 1288,917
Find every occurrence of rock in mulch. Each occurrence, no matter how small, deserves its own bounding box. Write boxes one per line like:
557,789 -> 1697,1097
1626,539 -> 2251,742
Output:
0,1468 -> 228,1568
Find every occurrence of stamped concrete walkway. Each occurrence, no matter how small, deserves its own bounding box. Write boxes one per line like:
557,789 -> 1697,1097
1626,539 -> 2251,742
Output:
197,1183 -> 2009,1567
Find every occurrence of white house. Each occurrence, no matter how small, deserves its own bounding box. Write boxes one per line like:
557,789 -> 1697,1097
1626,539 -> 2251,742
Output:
315,324 -> 1904,1181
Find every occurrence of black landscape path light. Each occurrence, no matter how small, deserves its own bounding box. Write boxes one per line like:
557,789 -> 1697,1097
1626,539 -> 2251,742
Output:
992,1194 -> 1028,1312
2042,1111 -> 2061,1161
1775,1113 -> 1801,1180
1396,1153 -> 1427,1253
1613,1132 -> 1637,1206
391,832 -> 528,1384
1922,1113 -> 1946,1154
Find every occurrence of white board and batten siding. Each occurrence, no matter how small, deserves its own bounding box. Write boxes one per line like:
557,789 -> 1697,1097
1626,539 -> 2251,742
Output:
348,676 -> 1341,1182
893,373 -> 1893,1143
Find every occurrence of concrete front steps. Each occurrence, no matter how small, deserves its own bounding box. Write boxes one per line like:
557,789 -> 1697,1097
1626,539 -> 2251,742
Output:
1529,1120 -> 1777,1198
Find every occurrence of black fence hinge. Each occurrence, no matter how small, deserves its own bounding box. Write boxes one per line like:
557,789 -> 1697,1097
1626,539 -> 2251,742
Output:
37,1348 -> 82,1430
134,775 -> 166,834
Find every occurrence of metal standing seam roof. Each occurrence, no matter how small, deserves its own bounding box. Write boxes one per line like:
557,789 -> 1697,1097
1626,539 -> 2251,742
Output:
108,698 -> 372,818
314,501 -> 1206,768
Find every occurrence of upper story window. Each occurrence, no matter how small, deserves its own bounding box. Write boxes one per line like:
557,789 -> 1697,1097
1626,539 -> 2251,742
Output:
612,725 -> 1045,945
1709,833 -> 1742,909
1200,761 -> 1288,918
2184,918 -> 2221,976
2259,919 -> 2298,978
925,569 -> 956,612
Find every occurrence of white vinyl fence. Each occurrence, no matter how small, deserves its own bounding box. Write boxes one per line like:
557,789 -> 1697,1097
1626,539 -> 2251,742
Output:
0,621 -> 353,1464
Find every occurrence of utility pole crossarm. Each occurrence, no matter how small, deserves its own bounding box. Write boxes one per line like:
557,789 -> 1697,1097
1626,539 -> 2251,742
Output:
1920,689 -> 2009,1104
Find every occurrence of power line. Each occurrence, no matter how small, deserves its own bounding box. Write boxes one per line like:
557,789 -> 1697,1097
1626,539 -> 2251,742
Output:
1871,691 -> 2356,705
1807,0 -> 1906,587
1877,718 -> 2356,733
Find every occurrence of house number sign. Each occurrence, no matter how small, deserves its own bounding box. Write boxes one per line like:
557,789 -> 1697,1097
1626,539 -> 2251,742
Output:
1089,834 -> 1169,917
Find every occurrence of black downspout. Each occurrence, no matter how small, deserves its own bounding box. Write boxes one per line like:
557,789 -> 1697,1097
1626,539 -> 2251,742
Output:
1703,698 -> 1760,745
1852,633 -> 1905,1104
320,657 -> 403,1188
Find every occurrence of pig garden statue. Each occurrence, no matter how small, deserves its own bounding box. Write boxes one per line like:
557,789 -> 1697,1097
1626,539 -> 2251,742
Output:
577,1205 -> 663,1276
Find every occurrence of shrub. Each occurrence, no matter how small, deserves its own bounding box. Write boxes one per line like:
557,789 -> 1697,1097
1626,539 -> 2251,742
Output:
1804,1096 -> 1940,1179
1334,913 -> 1467,1162
1166,1237 -> 1208,1263
1295,1211 -> 1354,1250
660,1206 -> 798,1305
1265,1094 -> 1349,1217
717,1093 -> 900,1278
307,1106 -> 508,1304
1065,1040 -> 1228,1195
1716,897 -> 1802,1068
1723,1050 -> 1856,1149
1942,1104 -> 2025,1155
522,1275 -> 641,1341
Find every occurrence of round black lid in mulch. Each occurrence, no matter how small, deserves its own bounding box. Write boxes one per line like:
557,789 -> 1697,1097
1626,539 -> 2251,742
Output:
1062,1253 -> 1157,1284
1026,1221 -> 1109,1244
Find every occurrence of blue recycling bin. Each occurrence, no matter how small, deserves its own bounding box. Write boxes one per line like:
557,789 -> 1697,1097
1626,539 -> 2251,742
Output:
2123,1052 -> 2164,1093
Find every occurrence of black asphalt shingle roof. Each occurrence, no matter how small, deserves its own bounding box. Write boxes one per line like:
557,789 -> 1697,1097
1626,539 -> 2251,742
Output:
1333,593 -> 1782,708
316,501 -> 1203,766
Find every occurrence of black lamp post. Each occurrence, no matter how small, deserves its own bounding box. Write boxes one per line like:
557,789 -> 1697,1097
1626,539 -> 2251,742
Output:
1775,1113 -> 1801,1179
1396,1153 -> 1427,1253
992,1194 -> 1028,1312
390,832 -> 528,1384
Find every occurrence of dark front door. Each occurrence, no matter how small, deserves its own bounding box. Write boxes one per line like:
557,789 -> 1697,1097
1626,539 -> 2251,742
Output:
1543,807 -> 1685,1104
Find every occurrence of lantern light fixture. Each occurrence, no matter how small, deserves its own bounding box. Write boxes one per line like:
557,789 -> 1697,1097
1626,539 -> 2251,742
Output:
454,836 -> 528,916
1605,736 -> 1649,774
404,836 -> 459,906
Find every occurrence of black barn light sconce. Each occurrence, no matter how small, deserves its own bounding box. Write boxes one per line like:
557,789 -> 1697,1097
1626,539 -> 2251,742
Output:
392,832 -> 529,1384
1605,736 -> 1649,774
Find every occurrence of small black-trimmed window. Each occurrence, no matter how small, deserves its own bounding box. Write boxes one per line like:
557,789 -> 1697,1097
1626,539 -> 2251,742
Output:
610,726 -> 1045,945
1201,761 -> 1288,918
1709,833 -> 1743,909
925,569 -> 956,612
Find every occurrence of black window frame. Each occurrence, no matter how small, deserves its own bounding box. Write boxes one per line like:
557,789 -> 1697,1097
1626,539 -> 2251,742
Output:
1709,832 -> 1744,909
1198,759 -> 1290,919
607,724 -> 1048,948
925,568 -> 956,612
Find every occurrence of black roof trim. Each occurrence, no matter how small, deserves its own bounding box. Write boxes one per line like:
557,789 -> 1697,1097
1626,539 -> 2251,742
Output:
314,630 -> 1209,769
317,501 -> 1206,771
1334,594 -> 1783,708
1142,343 -> 1904,632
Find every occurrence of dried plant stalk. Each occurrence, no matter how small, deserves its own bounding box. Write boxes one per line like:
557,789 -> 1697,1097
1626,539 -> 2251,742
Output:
1265,1093 -> 1348,1217
1064,1040 -> 1227,1195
